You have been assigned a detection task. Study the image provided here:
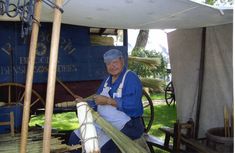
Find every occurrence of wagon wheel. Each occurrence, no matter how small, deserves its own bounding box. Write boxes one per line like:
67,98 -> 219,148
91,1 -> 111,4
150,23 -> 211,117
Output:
164,81 -> 175,106
0,83 -> 45,114
142,90 -> 154,133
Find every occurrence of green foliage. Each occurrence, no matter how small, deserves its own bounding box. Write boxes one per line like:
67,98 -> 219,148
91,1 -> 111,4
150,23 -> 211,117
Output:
129,49 -> 167,79
203,0 -> 233,6
205,0 -> 216,5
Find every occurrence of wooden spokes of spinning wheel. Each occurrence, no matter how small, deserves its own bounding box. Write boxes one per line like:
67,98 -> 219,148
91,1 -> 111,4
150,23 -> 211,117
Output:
142,90 -> 154,133
164,81 -> 176,106
0,83 -> 45,114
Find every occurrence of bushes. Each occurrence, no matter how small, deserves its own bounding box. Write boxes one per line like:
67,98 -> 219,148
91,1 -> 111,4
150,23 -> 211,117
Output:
129,49 -> 168,80
129,49 -> 168,93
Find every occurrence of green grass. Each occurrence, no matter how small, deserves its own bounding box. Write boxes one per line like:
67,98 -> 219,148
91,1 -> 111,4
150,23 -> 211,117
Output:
146,104 -> 176,153
29,95 -> 176,153
30,104 -> 176,137
29,112 -> 79,131
150,92 -> 165,100
146,104 -> 176,138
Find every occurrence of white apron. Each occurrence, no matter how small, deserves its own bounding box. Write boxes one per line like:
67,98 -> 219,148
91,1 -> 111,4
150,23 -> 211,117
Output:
75,70 -> 131,148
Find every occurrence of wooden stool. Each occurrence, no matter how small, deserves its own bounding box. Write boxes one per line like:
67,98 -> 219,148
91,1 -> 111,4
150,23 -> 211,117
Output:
0,112 -> 15,136
158,119 -> 195,152
173,120 -> 195,152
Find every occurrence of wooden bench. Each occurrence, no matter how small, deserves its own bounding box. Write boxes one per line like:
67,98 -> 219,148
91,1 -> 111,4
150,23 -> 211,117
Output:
158,120 -> 219,153
159,126 -> 174,151
181,136 -> 219,153
144,133 -> 173,153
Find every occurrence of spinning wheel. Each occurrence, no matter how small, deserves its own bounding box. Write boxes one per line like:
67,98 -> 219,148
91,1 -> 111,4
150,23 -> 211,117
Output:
0,83 -> 45,114
142,90 -> 154,133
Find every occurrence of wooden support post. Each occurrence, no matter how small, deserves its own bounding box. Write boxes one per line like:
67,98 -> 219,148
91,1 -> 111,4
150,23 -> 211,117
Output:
20,1 -> 42,153
8,86 -> 11,104
42,0 -> 63,152
173,121 -> 181,153
195,27 -> 206,138
10,112 -> 14,137
56,78 -> 77,98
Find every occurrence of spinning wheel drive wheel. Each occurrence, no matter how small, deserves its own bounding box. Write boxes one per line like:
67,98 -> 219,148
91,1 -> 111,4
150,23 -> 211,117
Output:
0,83 -> 45,114
164,81 -> 175,106
142,90 -> 154,133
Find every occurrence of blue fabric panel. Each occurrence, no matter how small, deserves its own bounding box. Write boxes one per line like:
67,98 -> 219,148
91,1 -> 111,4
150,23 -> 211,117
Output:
0,22 -> 128,83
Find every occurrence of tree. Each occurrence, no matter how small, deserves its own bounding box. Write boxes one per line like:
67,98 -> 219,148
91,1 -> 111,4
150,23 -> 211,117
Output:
128,29 -> 166,92
197,0 -> 233,6
131,30 -> 149,55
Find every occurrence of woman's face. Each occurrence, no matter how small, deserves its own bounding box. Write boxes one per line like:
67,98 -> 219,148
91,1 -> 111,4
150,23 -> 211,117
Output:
106,58 -> 124,77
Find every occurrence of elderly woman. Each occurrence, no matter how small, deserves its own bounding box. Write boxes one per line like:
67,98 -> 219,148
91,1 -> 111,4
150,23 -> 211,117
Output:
69,49 -> 144,153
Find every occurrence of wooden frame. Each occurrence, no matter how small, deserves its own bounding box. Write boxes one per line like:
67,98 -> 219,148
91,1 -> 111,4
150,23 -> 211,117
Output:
0,112 -> 14,137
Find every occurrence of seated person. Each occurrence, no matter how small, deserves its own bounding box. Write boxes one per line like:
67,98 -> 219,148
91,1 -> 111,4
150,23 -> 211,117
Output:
68,49 -> 144,153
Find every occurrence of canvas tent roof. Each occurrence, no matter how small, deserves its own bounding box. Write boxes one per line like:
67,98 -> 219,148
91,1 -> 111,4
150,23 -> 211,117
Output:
0,0 -> 233,29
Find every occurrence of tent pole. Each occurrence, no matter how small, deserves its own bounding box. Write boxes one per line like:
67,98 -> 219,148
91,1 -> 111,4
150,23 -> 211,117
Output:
195,27 -> 206,138
42,0 -> 63,152
123,29 -> 128,47
20,1 -> 42,153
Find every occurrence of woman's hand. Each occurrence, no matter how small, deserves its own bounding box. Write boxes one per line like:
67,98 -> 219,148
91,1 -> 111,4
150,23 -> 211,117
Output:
93,95 -> 111,105
74,95 -> 84,102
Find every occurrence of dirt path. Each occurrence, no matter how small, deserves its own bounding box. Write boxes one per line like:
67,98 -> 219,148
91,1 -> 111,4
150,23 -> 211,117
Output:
152,99 -> 166,105
143,99 -> 166,106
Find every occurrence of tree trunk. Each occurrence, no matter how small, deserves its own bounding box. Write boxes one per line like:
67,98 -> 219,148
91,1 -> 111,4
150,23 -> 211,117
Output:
132,30 -> 149,55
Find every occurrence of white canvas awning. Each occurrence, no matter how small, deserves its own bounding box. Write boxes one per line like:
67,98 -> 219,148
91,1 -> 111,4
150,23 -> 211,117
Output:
0,0 -> 232,29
